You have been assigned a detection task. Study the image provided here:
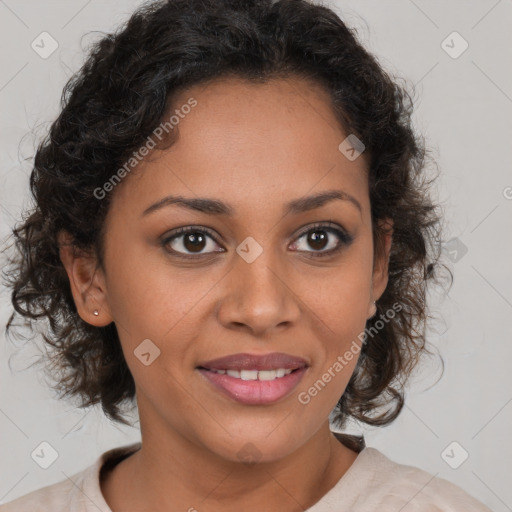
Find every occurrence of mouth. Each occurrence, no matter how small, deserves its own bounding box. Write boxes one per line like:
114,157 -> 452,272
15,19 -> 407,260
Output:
197,367 -> 302,380
196,352 -> 309,405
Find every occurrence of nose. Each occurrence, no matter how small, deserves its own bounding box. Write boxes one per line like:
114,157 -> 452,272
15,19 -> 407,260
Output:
216,247 -> 301,337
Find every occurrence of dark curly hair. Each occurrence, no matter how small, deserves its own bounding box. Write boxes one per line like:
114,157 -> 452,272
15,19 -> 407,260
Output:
2,0 -> 451,429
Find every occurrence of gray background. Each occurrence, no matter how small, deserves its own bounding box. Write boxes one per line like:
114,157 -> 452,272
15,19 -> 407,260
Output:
1,0 -> 511,509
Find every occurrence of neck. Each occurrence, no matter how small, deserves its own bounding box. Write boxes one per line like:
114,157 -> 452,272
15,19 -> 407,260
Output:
101,412 -> 360,512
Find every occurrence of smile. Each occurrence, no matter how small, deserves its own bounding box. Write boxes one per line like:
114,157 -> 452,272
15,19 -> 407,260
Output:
197,367 -> 307,405
205,368 -> 294,380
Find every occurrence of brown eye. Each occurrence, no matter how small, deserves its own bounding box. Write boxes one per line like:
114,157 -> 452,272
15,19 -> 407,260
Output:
181,231 -> 207,253
306,230 -> 329,251
162,227 -> 223,257
290,222 -> 353,257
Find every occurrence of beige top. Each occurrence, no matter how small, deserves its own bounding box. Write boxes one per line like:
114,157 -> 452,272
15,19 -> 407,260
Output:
0,440 -> 492,511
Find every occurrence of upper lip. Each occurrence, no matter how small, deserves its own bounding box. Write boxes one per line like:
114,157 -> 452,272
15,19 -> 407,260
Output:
197,352 -> 309,371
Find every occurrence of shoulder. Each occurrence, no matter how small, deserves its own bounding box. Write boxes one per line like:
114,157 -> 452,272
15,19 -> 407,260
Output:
0,442 -> 141,512
0,468 -> 92,512
352,447 -> 492,511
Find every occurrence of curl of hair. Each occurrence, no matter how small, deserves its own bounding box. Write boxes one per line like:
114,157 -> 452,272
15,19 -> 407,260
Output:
2,0 -> 452,428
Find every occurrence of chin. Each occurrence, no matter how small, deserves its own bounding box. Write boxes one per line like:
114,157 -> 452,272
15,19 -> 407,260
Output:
202,429 -> 300,465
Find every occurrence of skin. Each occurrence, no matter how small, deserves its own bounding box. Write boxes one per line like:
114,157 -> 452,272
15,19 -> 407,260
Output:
58,76 -> 392,512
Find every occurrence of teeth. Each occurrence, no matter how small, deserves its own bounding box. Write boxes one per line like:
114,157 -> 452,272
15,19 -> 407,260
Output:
212,368 -> 294,381
241,370 -> 259,380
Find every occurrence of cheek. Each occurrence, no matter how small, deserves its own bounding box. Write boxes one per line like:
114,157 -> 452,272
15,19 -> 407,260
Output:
300,260 -> 373,329
104,236 -> 202,338
104,254 -> 222,397
296,251 -> 372,382
294,344 -> 360,435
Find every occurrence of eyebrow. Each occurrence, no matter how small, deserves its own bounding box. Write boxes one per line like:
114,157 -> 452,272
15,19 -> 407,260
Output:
140,189 -> 362,218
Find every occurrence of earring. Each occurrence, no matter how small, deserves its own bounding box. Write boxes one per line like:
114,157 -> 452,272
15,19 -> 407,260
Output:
93,310 -> 99,316
369,301 -> 377,319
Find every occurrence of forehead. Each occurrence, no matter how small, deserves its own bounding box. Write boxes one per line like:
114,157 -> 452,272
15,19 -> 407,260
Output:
110,76 -> 370,220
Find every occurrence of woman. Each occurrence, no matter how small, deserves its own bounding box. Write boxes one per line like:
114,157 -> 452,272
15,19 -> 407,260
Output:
1,0 -> 492,510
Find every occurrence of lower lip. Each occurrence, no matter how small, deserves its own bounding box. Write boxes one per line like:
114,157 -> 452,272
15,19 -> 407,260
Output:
197,367 -> 308,405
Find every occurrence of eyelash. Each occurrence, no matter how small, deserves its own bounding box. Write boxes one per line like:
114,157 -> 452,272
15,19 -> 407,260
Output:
161,221 -> 353,260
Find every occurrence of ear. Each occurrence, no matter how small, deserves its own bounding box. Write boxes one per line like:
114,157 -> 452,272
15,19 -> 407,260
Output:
57,230 -> 113,326
370,217 -> 393,306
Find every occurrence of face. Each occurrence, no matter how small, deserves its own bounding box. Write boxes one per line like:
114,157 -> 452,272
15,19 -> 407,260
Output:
60,76 -> 391,464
